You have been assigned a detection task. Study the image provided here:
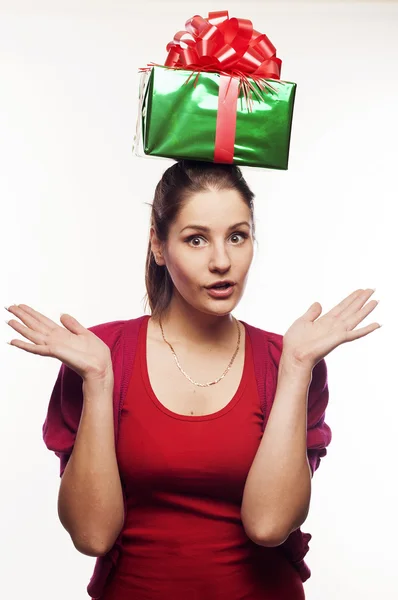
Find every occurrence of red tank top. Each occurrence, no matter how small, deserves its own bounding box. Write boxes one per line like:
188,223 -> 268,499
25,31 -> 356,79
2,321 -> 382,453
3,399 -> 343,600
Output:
100,316 -> 305,600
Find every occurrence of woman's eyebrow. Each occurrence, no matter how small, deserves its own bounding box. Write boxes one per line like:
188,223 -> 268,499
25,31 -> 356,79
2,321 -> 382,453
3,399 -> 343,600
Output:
180,221 -> 251,234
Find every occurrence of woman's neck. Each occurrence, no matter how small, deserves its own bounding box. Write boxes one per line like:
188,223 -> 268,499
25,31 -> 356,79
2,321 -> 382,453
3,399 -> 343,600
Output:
150,298 -> 239,349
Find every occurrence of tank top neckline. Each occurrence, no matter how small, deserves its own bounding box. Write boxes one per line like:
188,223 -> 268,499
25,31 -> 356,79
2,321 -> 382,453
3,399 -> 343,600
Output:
139,314 -> 250,422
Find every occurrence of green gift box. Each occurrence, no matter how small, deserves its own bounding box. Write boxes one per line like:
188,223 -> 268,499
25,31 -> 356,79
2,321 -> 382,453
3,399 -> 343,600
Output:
134,65 -> 296,170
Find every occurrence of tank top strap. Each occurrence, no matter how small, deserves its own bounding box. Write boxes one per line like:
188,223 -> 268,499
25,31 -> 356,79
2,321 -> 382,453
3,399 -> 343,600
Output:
240,321 -> 269,431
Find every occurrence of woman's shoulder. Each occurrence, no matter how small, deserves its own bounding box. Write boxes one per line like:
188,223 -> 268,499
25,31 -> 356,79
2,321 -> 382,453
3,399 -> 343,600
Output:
242,318 -> 283,343
242,319 -> 284,365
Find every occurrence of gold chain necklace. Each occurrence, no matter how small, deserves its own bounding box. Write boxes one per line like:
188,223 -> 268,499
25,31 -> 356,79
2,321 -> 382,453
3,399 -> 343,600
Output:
159,316 -> 241,387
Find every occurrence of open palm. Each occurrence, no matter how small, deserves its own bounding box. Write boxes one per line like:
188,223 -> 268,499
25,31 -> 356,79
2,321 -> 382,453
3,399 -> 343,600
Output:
6,304 -> 113,381
282,288 -> 381,370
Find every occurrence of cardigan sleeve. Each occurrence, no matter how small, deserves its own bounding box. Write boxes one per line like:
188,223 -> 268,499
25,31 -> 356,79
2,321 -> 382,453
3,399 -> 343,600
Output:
305,358 -> 332,476
42,320 -> 125,477
267,333 -> 332,477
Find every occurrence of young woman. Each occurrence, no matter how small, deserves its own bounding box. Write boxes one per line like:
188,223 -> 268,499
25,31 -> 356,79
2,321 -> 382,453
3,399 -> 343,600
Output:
6,160 -> 380,600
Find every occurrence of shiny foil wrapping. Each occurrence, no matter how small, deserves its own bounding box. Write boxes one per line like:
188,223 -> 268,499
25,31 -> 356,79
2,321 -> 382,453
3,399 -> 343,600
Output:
134,65 -> 297,170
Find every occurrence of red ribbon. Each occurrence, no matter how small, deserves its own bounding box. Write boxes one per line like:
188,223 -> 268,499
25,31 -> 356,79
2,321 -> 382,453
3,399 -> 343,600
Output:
161,10 -> 282,163
165,10 -> 281,79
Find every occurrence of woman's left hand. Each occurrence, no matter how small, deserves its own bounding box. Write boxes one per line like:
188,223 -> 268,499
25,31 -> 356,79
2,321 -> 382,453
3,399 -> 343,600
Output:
281,288 -> 381,372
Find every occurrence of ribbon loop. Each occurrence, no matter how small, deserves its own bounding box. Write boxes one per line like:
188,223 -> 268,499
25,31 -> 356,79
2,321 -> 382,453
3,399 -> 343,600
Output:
207,10 -> 230,26
173,31 -> 196,48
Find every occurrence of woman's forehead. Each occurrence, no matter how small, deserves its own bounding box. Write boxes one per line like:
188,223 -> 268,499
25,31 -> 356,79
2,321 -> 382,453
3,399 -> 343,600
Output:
177,188 -> 251,220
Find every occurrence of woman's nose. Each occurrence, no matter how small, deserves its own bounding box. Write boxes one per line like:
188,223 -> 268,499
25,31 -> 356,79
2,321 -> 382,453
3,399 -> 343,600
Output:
208,245 -> 231,270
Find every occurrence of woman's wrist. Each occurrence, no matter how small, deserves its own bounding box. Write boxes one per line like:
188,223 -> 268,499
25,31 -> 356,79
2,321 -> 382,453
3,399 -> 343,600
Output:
83,369 -> 114,392
278,352 -> 314,381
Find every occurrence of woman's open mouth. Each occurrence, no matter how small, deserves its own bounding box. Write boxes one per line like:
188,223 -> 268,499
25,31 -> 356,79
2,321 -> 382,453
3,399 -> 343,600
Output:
206,282 -> 236,299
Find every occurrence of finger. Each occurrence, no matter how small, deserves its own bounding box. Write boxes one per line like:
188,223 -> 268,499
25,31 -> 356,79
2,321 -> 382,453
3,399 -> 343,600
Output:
6,304 -> 55,334
345,299 -> 379,330
345,322 -> 381,342
327,289 -> 365,318
339,289 -> 376,320
60,313 -> 87,336
7,319 -> 47,345
8,338 -> 52,356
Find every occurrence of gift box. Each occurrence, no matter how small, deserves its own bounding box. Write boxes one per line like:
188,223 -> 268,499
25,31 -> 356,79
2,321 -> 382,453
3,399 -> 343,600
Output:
133,11 -> 297,170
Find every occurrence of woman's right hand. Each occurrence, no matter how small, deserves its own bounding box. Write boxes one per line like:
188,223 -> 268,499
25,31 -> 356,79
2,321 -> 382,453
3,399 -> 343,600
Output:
5,304 -> 113,382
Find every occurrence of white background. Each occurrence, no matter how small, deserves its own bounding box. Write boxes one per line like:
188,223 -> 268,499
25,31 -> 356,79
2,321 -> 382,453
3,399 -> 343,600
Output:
1,1 -> 397,598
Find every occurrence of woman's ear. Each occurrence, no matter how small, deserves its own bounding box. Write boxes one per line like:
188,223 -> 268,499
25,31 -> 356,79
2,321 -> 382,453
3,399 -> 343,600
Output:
150,227 -> 164,265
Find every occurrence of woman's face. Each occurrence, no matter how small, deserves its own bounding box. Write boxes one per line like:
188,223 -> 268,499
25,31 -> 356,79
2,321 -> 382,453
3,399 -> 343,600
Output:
152,188 -> 254,317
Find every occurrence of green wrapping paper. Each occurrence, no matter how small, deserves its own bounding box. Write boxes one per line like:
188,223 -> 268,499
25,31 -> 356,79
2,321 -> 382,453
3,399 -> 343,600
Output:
135,65 -> 297,170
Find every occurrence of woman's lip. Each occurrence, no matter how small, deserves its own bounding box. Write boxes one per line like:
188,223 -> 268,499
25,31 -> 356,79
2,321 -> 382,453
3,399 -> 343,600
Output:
205,284 -> 236,298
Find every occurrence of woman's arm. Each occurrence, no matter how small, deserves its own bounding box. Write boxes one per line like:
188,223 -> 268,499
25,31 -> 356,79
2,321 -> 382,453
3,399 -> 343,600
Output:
241,289 -> 379,547
241,358 -> 313,546
58,375 -> 125,557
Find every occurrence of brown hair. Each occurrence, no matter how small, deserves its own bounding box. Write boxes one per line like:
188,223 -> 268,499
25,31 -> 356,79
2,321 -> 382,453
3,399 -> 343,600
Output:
142,159 -> 256,318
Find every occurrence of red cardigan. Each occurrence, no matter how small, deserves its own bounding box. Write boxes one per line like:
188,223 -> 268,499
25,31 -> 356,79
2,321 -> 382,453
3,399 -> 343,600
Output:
42,315 -> 332,599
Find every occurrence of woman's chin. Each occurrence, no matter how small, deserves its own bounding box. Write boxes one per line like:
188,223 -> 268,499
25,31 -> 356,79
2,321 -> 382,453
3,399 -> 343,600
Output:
202,294 -> 240,315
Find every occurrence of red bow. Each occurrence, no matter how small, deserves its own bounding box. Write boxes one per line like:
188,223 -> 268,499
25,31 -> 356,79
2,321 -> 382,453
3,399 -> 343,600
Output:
165,10 -> 282,80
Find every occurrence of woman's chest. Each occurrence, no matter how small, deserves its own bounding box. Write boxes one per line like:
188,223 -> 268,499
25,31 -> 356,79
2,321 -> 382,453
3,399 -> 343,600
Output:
146,338 -> 246,417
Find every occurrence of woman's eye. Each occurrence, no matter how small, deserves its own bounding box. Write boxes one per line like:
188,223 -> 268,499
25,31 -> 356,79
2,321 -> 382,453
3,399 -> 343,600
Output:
185,232 -> 248,246
230,233 -> 247,243
188,236 -> 203,246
